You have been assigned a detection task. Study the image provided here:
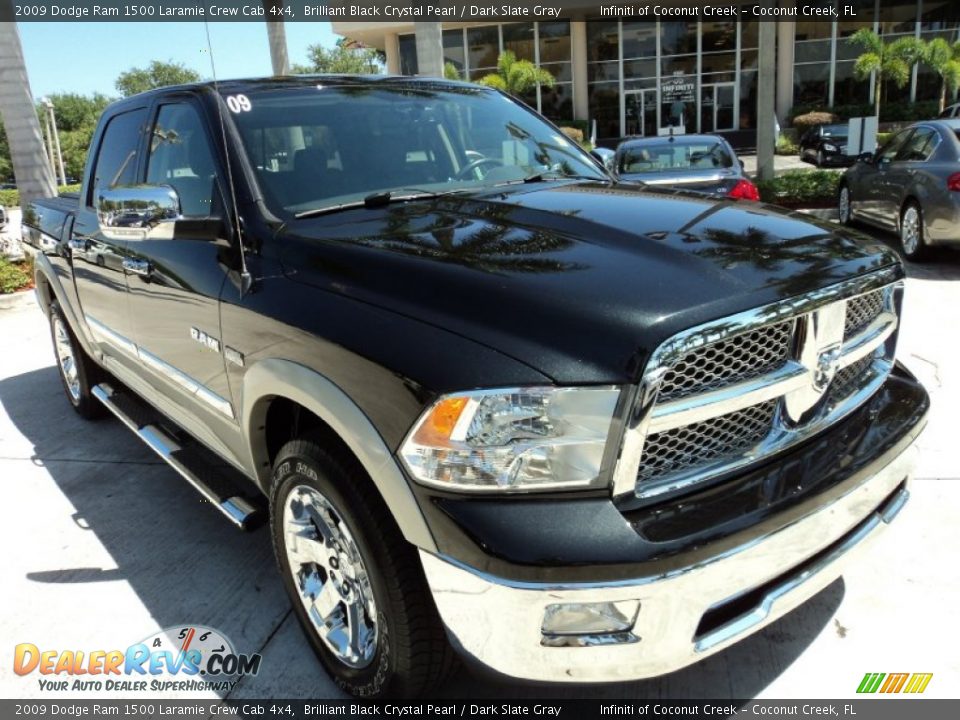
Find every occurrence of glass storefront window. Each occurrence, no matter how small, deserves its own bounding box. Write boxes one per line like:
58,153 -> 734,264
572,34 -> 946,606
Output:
541,83 -> 573,122
702,21 -> 736,52
833,61 -> 871,104
622,21 -> 657,58
398,34 -> 417,76
588,61 -> 619,82
539,21 -> 571,63
661,55 -> 697,76
586,21 -> 619,62
503,23 -> 535,62
468,26 -> 500,71
920,0 -> 960,30
541,62 -> 572,83
879,1 -> 920,35
794,63 -> 831,106
739,70 -> 757,129
623,58 -> 657,80
443,29 -> 466,74
701,52 -> 737,74
661,21 -> 698,55
588,82 -> 621,139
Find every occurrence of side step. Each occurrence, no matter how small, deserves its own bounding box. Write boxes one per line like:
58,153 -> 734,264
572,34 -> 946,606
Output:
92,382 -> 264,530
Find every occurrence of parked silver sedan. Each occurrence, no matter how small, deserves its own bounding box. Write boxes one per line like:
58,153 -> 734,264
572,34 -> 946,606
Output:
838,119 -> 960,260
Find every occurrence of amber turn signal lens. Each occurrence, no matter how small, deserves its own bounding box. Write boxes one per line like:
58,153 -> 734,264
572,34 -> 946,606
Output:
412,396 -> 469,446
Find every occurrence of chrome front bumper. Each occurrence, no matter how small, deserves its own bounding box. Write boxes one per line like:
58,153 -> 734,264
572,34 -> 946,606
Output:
420,442 -> 917,683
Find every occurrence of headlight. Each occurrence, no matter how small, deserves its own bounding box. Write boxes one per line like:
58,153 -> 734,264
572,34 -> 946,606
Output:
399,386 -> 621,492
823,143 -> 838,152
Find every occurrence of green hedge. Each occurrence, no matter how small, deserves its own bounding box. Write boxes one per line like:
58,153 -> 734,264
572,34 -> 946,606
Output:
787,100 -> 940,125
0,257 -> 33,294
775,134 -> 799,155
0,183 -> 82,209
757,169 -> 843,206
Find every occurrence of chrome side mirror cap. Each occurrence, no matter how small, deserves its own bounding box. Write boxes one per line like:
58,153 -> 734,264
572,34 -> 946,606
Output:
96,185 -> 181,239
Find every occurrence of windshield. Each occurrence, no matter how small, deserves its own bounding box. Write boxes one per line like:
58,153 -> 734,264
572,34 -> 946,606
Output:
225,83 -> 606,217
821,124 -> 847,137
618,140 -> 733,173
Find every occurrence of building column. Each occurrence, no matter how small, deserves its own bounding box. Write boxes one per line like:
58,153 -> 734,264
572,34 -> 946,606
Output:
384,32 -> 401,75
414,22 -> 444,78
571,21 -> 589,122
776,21 -> 795,123
756,22 -> 777,182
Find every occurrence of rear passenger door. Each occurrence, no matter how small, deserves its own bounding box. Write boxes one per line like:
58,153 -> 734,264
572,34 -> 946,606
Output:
124,98 -> 237,427
71,107 -> 148,375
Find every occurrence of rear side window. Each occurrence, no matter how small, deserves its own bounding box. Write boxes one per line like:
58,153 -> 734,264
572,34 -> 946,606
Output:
895,128 -> 937,162
88,109 -> 148,207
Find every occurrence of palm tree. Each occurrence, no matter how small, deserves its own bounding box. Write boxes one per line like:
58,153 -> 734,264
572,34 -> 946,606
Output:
923,37 -> 960,113
478,51 -> 556,97
850,29 -> 924,118
0,22 -> 57,204
261,1 -> 290,75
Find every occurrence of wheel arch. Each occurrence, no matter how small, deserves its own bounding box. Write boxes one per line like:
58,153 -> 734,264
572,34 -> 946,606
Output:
32,253 -> 99,360
242,358 -> 437,553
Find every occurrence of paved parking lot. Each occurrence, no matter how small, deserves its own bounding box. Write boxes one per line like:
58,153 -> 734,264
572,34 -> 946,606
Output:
1,223 -> 957,701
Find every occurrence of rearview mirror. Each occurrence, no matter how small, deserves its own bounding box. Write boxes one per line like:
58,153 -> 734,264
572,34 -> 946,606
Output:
96,185 -> 180,239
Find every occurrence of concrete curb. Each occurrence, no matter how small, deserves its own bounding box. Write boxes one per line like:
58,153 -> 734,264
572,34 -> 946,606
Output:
0,289 -> 37,311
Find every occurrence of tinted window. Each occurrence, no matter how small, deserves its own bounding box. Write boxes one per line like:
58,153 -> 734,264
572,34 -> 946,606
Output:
147,104 -> 218,217
619,140 -> 734,173
895,127 -> 938,162
821,124 -> 847,137
877,129 -> 912,162
89,109 -> 147,206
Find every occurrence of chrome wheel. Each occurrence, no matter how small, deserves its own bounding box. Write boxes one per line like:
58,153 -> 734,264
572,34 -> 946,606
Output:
901,205 -> 921,256
283,485 -> 378,669
53,316 -> 81,402
838,186 -> 851,224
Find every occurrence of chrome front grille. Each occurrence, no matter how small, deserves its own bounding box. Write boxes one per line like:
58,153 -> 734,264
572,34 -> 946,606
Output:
637,400 -> 777,483
844,288 -> 884,339
656,320 -> 795,402
614,270 -> 902,500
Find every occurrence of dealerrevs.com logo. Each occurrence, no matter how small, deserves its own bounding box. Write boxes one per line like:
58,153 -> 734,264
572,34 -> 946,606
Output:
13,625 -> 262,693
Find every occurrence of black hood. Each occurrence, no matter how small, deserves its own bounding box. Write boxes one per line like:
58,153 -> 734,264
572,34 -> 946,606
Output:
278,181 -> 900,385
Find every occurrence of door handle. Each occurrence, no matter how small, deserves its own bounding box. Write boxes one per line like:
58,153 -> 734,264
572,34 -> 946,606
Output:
122,258 -> 151,276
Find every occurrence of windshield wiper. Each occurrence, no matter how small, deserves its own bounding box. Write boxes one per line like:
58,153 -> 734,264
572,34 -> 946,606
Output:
493,171 -> 608,188
294,187 -> 470,219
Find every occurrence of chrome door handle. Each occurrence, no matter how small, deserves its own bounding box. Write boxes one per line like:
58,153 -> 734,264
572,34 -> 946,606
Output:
122,258 -> 151,276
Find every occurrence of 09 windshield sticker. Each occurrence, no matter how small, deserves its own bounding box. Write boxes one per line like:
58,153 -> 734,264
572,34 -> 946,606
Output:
225,94 -> 252,113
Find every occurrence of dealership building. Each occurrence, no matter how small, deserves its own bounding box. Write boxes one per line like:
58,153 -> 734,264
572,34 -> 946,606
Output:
332,0 -> 960,141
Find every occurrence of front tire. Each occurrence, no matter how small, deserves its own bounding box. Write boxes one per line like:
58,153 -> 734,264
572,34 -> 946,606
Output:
48,301 -> 105,419
269,435 -> 455,698
899,201 -> 930,262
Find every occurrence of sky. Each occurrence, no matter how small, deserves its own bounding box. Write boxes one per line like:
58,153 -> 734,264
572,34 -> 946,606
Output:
18,21 -> 339,99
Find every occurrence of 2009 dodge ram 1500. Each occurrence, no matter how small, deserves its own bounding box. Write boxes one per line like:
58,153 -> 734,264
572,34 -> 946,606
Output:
23,76 -> 928,698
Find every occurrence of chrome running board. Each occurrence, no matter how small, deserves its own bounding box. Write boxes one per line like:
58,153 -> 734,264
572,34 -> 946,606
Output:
92,382 -> 263,530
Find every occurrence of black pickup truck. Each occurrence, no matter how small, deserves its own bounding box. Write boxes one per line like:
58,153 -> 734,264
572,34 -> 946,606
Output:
23,76 -> 928,698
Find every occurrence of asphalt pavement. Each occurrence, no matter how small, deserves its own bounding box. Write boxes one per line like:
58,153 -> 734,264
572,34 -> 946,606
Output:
1,221 -> 957,701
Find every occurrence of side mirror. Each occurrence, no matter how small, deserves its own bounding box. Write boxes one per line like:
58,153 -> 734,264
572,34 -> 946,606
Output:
590,147 -> 616,173
857,152 -> 874,164
96,185 -> 180,238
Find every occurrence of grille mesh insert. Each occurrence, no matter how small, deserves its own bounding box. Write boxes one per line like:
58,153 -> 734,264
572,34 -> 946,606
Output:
845,290 -> 884,339
636,400 -> 778,483
656,320 -> 795,403
829,356 -> 874,403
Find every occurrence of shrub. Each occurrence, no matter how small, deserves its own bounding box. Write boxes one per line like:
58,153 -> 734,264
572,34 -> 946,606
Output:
788,100 -> 941,125
792,111 -> 839,130
775,134 -> 799,155
0,258 -> 32,294
756,169 -> 843,207
559,126 -> 584,144
0,183 -> 82,209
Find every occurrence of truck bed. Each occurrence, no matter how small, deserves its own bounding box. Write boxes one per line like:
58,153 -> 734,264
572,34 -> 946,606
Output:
22,194 -> 79,251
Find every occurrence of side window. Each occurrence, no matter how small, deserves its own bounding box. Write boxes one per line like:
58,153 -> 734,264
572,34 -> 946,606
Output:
895,128 -> 937,162
89,109 -> 147,207
146,104 -> 218,217
877,129 -> 912,162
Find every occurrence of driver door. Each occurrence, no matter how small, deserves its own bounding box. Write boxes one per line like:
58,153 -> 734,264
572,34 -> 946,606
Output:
124,98 -> 237,426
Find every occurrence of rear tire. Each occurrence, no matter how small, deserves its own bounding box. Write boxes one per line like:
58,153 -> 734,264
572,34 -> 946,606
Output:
48,301 -> 105,420
899,201 -> 930,262
838,184 -> 852,225
269,435 -> 456,698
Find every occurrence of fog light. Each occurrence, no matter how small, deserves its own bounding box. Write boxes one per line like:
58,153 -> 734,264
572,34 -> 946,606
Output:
541,601 -> 639,636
